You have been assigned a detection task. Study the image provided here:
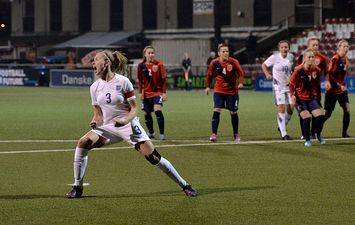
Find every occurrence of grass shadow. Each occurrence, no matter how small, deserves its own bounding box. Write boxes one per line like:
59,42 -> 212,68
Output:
89,185 -> 276,199
0,194 -> 63,200
326,142 -> 355,155
258,144 -> 333,160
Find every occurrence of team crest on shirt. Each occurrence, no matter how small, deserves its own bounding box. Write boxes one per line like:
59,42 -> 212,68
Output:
312,72 -> 317,79
152,65 -> 158,72
227,64 -> 233,72
314,58 -> 320,66
116,85 -> 122,91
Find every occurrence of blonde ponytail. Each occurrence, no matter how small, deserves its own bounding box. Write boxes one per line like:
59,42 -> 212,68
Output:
102,50 -> 127,74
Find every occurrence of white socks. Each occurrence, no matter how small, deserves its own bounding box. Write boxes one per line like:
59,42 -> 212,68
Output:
156,157 -> 188,188
73,147 -> 88,186
277,112 -> 287,137
72,147 -> 188,189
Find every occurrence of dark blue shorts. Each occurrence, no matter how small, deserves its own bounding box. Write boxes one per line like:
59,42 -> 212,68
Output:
213,92 -> 239,112
295,99 -> 320,113
324,92 -> 349,111
142,96 -> 163,113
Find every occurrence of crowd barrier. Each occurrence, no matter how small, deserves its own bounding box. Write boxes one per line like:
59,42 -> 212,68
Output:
0,64 -> 354,93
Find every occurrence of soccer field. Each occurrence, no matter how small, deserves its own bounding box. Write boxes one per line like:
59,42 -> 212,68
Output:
0,87 -> 354,225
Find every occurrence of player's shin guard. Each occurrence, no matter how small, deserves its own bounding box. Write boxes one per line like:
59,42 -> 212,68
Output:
314,115 -> 325,135
157,157 -> 188,188
155,110 -> 165,135
144,114 -> 154,134
231,113 -> 239,134
73,147 -> 89,186
212,111 -> 220,134
343,112 -> 350,135
311,116 -> 317,135
146,149 -> 188,188
277,112 -> 286,137
302,118 -> 311,141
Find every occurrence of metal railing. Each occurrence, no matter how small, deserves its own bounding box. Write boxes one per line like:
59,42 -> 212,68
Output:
1,63 -> 354,88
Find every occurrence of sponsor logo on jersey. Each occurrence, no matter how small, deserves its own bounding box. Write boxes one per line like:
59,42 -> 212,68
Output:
227,64 -> 233,72
116,85 -> 122,91
312,72 -> 317,79
152,65 -> 158,72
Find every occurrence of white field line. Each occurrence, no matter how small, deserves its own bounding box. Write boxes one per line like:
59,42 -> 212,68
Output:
0,137 -> 354,155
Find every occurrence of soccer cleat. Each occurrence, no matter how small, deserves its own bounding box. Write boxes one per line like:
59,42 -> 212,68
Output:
234,134 -> 241,143
66,185 -> 83,199
158,134 -> 165,140
317,135 -> 326,145
282,135 -> 292,140
148,133 -> 155,138
342,133 -> 350,138
209,133 -> 217,142
304,140 -> 312,147
183,185 -> 198,197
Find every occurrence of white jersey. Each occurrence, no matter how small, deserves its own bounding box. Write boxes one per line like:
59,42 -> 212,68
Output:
90,74 -> 135,125
264,53 -> 294,91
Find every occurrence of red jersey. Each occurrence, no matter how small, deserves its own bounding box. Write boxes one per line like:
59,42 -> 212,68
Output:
314,52 -> 328,75
326,54 -> 347,95
137,59 -> 167,98
296,52 -> 327,100
206,57 -> 244,95
297,52 -> 328,74
290,65 -> 322,101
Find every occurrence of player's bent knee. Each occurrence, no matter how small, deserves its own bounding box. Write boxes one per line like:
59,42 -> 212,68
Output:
134,141 -> 146,150
91,137 -> 106,148
78,137 -> 97,149
145,149 -> 161,165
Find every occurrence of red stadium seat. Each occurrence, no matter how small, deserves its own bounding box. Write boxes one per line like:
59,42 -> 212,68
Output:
331,18 -> 339,24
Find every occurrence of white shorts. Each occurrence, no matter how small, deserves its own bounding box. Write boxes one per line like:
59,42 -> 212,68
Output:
92,117 -> 150,147
273,90 -> 292,105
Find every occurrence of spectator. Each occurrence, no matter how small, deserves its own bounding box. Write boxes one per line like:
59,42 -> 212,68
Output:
245,31 -> 257,64
206,51 -> 216,67
182,52 -> 193,91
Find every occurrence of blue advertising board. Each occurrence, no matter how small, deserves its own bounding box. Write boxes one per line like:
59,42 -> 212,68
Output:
255,75 -> 355,93
254,76 -> 273,91
346,76 -> 355,93
50,69 -> 94,87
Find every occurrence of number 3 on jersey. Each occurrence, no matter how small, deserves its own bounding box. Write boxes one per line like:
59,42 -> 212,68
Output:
105,93 -> 112,103
133,125 -> 142,135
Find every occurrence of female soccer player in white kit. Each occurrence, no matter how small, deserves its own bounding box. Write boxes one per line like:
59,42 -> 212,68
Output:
262,40 -> 295,140
66,50 -> 197,198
